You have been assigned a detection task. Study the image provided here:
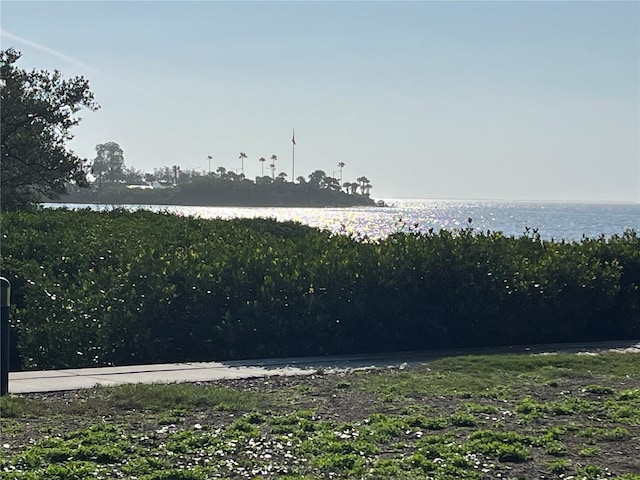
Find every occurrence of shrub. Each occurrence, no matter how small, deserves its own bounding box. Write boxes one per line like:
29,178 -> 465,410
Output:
2,208 -> 638,369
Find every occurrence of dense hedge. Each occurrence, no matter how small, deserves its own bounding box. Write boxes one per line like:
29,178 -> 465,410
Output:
1,208 -> 639,370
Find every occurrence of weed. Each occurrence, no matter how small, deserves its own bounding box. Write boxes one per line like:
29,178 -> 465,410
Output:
363,413 -> 407,441
583,384 -> 615,395
0,396 -> 48,418
617,388 -> 640,401
416,415 -> 448,431
578,426 -> 631,441
314,452 -> 365,474
121,457 -> 172,476
41,460 -> 99,478
606,403 -> 640,425
157,410 -> 186,425
449,412 -> 478,427
515,397 -> 548,418
462,401 -> 498,414
532,426 -> 569,456
547,458 -> 571,473
140,467 -> 208,479
578,464 -> 605,479
406,452 -> 436,472
226,418 -> 260,436
578,445 -> 602,457
467,430 -> 532,462
102,383 -> 265,412
543,440 -> 567,456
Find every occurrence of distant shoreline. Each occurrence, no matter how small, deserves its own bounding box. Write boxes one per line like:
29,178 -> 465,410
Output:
59,182 -> 378,208
48,199 -> 382,209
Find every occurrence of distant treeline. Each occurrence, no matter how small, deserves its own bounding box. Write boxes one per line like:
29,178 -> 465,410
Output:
1,208 -> 638,370
62,174 -> 376,207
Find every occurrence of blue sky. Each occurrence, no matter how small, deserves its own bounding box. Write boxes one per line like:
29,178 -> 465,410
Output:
2,1 -> 639,202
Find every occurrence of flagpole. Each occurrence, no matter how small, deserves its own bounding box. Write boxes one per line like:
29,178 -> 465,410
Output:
291,129 -> 296,181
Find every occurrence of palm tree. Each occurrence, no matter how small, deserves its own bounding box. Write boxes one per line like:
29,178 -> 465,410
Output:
172,165 -> 180,185
356,176 -> 370,195
239,152 -> 247,175
337,162 -> 345,186
343,182 -> 357,194
259,157 -> 266,176
270,154 -> 278,178
356,176 -> 372,196
269,162 -> 276,179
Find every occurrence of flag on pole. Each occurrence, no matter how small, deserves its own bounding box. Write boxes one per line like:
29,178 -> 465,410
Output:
292,129 -> 296,145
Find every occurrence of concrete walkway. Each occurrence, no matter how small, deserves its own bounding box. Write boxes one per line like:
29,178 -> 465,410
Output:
9,361 -> 318,394
7,351 -> 432,394
8,340 -> 640,394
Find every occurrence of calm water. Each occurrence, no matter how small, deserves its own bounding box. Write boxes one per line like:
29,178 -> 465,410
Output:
50,199 -> 639,241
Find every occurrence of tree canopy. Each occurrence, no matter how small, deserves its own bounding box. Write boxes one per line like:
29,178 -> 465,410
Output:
92,142 -> 125,183
0,48 -> 99,210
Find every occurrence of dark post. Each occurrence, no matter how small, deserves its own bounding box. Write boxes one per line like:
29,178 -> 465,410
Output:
1,277 -> 10,396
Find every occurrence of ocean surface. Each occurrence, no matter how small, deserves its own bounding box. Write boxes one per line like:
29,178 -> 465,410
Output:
50,199 -> 640,241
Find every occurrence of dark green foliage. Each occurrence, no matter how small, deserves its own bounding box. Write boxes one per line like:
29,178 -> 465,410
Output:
1,208 -> 638,370
0,49 -> 99,210
63,173 -> 376,207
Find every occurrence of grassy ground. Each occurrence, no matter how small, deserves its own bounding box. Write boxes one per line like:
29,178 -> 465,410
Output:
1,352 -> 639,479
